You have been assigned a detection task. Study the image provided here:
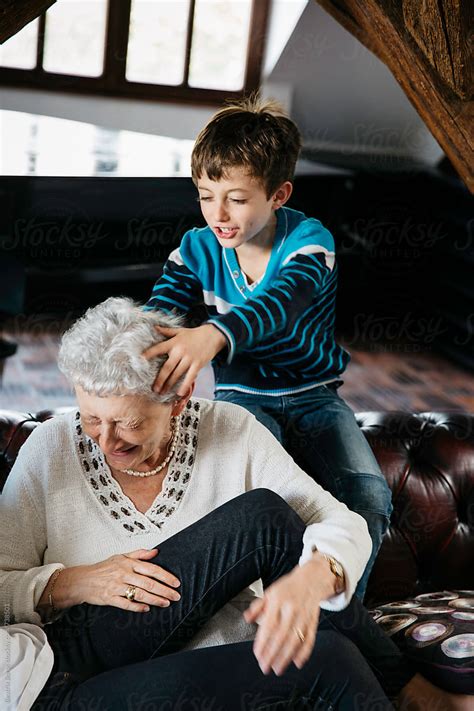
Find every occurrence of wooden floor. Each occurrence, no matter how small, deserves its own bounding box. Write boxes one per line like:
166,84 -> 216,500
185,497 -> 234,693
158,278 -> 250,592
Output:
0,325 -> 472,414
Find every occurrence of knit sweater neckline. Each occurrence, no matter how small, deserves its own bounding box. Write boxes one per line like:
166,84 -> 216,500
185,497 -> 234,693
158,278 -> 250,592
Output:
72,399 -> 201,534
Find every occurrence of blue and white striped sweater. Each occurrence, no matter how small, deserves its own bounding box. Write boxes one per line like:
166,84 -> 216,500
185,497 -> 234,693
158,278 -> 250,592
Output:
145,206 -> 350,395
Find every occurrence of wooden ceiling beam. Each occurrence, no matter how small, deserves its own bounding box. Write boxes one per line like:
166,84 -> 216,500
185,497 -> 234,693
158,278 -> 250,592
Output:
316,0 -> 474,192
0,0 -> 56,44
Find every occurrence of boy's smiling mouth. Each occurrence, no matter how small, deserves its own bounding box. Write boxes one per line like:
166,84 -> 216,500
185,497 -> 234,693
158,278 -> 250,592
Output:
215,226 -> 239,239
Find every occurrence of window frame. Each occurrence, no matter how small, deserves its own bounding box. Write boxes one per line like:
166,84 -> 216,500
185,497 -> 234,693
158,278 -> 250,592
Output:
0,0 -> 271,105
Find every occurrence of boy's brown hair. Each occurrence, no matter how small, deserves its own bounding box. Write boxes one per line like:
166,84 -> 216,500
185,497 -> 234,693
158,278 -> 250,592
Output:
191,94 -> 302,199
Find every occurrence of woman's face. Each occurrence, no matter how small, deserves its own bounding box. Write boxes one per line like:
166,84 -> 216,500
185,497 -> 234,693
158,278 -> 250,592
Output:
75,386 -> 189,471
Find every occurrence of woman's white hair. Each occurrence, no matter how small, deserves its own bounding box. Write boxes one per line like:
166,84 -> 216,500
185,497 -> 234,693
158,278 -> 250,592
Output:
58,297 -> 185,403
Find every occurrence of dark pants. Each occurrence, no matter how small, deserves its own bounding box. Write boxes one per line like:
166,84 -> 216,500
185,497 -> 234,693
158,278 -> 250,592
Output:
215,385 -> 393,601
34,490 -> 413,710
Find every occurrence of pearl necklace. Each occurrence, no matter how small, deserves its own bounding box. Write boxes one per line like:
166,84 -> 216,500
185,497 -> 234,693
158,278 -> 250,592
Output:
120,416 -> 179,478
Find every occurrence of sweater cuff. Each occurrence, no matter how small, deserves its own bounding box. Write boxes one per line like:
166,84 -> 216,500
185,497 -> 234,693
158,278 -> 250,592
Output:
298,527 -> 366,611
206,320 -> 235,365
24,564 -> 65,627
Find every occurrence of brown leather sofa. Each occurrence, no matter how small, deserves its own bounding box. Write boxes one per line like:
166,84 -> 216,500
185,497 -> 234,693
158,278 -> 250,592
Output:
1,408 -> 473,606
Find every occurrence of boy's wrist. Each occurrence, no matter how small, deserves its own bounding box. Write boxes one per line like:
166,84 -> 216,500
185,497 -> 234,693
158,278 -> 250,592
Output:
201,324 -> 227,356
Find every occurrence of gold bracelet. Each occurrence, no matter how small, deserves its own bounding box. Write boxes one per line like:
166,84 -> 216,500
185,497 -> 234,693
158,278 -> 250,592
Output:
48,568 -> 63,615
311,545 -> 345,594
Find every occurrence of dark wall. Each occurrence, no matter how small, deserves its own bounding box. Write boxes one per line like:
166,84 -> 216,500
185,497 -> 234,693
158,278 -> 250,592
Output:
0,169 -> 472,368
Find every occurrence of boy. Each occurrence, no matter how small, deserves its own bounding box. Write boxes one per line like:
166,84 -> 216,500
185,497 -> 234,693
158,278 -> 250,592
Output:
143,96 -> 392,600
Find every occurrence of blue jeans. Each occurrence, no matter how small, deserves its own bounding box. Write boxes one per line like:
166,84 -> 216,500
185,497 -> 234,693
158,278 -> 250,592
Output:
215,384 -> 393,600
35,491 -> 411,710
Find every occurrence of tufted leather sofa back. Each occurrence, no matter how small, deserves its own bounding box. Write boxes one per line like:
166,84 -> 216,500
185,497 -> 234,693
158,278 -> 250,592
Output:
355,412 -> 474,604
1,408 -> 473,605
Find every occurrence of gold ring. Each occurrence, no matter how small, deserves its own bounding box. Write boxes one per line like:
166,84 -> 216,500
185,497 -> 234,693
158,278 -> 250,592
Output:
125,585 -> 137,602
293,626 -> 305,643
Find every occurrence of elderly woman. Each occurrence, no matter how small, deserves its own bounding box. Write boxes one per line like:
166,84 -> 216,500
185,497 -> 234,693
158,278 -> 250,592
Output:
0,297 -> 463,710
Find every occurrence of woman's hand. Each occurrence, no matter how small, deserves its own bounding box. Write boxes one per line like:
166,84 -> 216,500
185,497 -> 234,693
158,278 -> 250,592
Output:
41,548 -> 182,613
142,324 -> 227,395
243,556 -> 337,676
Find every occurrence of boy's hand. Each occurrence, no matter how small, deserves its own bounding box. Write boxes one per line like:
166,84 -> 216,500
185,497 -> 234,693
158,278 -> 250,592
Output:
143,324 -> 227,395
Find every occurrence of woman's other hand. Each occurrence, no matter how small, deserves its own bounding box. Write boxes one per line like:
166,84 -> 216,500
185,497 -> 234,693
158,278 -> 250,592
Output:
39,548 -> 181,614
243,554 -> 337,676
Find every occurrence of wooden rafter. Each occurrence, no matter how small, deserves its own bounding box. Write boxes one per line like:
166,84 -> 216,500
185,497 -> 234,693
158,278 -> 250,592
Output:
0,0 -> 56,44
316,0 -> 474,192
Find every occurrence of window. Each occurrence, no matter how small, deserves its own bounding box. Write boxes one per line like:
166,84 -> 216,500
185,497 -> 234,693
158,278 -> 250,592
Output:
42,0 -> 109,77
0,0 -> 270,104
0,18 -> 39,70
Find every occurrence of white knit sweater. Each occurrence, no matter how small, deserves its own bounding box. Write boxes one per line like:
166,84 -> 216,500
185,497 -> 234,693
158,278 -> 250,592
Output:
0,398 -> 371,650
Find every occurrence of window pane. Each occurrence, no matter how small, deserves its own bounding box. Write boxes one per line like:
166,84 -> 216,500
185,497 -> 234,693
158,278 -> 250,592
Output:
43,0 -> 108,77
126,0 -> 190,86
0,18 -> 38,70
188,0 -> 252,90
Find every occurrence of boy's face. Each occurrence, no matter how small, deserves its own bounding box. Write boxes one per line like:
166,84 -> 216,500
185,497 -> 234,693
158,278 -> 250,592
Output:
197,167 -> 290,250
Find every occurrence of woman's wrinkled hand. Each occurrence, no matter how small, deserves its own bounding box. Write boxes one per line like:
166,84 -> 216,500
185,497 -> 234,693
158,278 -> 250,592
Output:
55,548 -> 182,613
243,563 -> 325,676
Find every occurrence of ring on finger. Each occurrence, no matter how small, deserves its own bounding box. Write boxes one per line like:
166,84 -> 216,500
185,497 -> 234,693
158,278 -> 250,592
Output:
125,584 -> 137,602
293,626 -> 305,643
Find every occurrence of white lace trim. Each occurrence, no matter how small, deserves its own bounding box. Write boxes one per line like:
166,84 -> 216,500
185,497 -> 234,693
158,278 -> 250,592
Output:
72,399 -> 201,534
